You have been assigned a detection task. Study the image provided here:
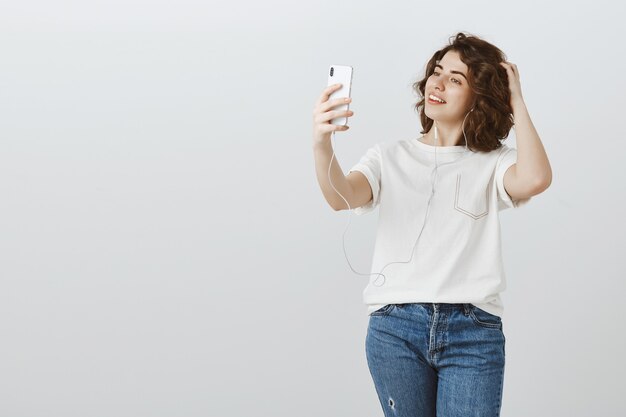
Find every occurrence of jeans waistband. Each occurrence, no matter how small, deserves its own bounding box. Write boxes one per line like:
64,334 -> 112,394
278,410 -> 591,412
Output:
409,303 -> 473,313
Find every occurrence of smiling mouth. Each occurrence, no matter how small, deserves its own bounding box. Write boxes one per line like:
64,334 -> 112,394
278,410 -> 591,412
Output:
428,94 -> 447,104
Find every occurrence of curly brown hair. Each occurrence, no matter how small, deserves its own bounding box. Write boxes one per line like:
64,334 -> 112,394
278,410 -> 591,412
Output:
412,32 -> 514,153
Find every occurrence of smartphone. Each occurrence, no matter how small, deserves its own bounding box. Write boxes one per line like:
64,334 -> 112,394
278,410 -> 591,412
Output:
326,65 -> 353,126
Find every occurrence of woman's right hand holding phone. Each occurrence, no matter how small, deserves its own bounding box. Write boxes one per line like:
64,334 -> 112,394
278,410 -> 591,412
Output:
312,84 -> 354,147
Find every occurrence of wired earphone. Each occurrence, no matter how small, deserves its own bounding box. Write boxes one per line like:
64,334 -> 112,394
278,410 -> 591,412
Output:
328,106 -> 475,287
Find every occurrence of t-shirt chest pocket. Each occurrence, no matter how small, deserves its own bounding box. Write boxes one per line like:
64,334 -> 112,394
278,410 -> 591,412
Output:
454,173 -> 490,219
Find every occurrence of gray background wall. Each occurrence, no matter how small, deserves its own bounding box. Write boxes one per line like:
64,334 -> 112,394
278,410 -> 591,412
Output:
1,0 -> 623,416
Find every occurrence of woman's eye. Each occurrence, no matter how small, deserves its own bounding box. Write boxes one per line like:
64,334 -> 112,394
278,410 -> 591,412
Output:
433,71 -> 461,85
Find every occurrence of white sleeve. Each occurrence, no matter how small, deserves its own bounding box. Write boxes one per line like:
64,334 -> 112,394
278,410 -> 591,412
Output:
495,146 -> 532,211
347,144 -> 382,215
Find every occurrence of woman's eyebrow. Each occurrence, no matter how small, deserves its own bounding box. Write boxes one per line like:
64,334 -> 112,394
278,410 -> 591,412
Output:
434,64 -> 467,80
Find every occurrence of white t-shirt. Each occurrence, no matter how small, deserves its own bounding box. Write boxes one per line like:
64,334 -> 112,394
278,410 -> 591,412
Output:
348,137 -> 531,319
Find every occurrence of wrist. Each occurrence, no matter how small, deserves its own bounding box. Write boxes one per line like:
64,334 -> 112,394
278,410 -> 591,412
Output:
313,138 -> 332,151
511,97 -> 526,112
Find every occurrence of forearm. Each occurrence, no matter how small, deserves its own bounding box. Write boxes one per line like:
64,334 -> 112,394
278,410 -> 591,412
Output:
511,98 -> 553,187
312,140 -> 353,210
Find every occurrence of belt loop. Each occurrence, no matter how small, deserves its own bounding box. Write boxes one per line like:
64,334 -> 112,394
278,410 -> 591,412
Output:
463,303 -> 471,316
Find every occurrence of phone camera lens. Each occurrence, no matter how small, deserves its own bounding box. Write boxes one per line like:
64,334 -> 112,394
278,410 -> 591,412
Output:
330,67 -> 334,76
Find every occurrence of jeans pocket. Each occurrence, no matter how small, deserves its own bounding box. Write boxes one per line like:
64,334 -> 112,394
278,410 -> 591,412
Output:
454,174 -> 489,220
469,305 -> 502,329
370,303 -> 396,317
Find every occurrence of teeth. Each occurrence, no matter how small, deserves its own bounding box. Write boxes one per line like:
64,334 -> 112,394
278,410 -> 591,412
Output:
429,94 -> 446,103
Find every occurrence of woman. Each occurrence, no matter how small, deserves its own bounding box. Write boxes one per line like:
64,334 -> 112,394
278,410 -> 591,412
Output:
312,32 -> 552,416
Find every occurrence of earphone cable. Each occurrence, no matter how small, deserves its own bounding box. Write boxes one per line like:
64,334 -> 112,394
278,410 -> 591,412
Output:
328,109 -> 474,287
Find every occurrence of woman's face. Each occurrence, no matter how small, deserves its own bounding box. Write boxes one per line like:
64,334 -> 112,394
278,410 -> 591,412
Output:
424,50 -> 475,123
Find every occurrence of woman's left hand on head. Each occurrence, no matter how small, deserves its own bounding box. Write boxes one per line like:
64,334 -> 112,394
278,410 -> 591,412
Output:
500,61 -> 524,106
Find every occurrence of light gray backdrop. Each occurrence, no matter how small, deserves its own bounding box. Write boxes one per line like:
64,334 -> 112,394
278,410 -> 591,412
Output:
1,0 -> 623,416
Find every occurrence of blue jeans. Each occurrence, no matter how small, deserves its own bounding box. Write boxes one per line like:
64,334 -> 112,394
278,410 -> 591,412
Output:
366,303 -> 506,417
